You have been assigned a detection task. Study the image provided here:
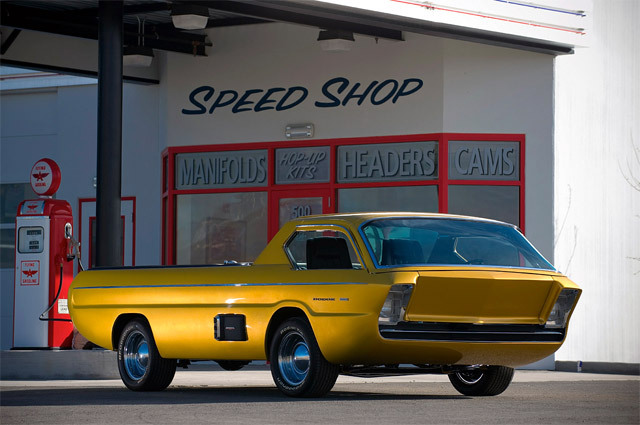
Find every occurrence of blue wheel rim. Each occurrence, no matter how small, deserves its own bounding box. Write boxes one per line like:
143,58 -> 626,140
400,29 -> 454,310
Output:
278,331 -> 310,386
123,330 -> 149,380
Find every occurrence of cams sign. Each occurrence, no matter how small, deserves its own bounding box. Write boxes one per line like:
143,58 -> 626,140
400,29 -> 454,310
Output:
181,77 -> 423,116
448,141 -> 520,180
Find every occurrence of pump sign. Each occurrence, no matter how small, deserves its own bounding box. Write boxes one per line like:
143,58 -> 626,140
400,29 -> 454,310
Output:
30,158 -> 61,196
20,261 -> 40,286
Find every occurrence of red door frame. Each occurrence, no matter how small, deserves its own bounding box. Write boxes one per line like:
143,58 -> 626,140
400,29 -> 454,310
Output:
162,133 -> 525,265
78,196 -> 137,267
269,188 -> 332,238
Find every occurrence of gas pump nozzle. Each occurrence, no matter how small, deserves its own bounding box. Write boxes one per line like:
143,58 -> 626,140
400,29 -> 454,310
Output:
64,222 -> 84,271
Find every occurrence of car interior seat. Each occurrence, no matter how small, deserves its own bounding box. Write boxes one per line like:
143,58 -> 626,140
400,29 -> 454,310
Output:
306,237 -> 353,269
381,239 -> 424,265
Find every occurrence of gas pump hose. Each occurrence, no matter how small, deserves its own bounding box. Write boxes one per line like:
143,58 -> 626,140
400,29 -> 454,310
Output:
39,263 -> 73,323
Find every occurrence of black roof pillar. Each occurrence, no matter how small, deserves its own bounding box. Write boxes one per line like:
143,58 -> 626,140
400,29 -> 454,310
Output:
95,0 -> 123,267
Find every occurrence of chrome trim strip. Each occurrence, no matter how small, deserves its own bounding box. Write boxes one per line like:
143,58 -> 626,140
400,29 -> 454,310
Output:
73,282 -> 368,290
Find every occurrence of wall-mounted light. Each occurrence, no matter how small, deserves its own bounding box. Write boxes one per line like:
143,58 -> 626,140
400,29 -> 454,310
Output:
171,4 -> 210,30
317,29 -> 355,52
124,17 -> 153,67
123,46 -> 154,67
285,123 -> 314,139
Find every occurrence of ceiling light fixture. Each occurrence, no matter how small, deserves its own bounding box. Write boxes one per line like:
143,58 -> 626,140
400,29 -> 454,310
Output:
317,29 -> 355,52
171,4 -> 210,30
123,17 -> 154,67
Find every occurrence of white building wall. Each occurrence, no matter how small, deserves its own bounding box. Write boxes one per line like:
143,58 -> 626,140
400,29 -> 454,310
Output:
554,0 -> 640,364
442,40 -> 555,261
162,24 -> 445,147
0,80 -> 161,349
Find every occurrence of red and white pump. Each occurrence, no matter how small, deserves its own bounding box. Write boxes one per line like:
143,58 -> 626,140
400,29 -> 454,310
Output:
13,158 -> 76,348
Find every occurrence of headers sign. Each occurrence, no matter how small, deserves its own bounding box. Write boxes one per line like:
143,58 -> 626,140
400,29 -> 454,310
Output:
448,141 -> 519,180
337,141 -> 438,183
181,77 -> 424,116
176,150 -> 268,189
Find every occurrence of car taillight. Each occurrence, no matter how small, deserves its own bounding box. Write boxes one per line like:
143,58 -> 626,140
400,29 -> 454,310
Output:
378,284 -> 413,325
545,289 -> 580,328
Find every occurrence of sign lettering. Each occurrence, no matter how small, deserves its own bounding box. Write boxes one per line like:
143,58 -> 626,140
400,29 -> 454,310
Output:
181,77 -> 424,116
175,150 -> 268,189
448,141 -> 519,180
337,142 -> 437,183
275,147 -> 330,184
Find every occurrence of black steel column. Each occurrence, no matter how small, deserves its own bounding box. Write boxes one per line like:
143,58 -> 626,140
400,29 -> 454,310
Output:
96,0 -> 123,267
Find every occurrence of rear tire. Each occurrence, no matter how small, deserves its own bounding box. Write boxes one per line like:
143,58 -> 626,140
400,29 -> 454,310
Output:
117,319 -> 176,391
448,366 -> 514,396
269,318 -> 340,397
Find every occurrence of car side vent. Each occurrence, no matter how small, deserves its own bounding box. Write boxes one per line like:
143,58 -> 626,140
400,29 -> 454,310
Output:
214,314 -> 248,341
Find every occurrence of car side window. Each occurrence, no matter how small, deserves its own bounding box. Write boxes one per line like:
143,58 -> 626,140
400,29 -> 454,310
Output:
285,229 -> 362,270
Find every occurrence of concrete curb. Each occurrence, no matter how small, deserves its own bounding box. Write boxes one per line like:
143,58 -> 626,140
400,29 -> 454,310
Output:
0,350 -> 119,380
555,360 -> 640,375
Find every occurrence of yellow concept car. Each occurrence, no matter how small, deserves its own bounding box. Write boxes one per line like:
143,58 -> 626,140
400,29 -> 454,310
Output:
69,213 -> 580,397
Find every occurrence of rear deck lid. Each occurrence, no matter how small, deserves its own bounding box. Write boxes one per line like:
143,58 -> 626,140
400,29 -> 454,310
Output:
406,269 -> 555,324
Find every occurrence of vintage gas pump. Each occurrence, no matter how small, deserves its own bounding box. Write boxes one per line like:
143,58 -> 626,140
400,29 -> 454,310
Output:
13,158 -> 75,348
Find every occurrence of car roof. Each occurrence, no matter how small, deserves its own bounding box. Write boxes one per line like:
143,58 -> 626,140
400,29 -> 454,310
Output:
288,212 -> 517,229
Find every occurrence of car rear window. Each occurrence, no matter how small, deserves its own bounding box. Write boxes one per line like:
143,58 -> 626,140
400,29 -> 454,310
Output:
360,218 -> 555,270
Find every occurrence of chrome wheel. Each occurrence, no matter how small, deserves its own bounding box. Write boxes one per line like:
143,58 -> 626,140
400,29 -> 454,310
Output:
448,365 -> 514,396
277,331 -> 310,386
117,319 -> 176,391
455,369 -> 484,385
123,330 -> 149,380
269,318 -> 340,397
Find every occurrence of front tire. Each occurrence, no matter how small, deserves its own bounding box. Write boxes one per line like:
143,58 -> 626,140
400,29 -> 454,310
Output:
448,366 -> 514,396
117,319 -> 176,391
269,318 -> 340,397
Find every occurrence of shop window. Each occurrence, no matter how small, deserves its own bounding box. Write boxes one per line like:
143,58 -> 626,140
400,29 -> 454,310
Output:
338,185 -> 438,213
175,192 -> 267,264
0,183 -> 38,269
448,185 -> 520,227
164,134 -> 525,264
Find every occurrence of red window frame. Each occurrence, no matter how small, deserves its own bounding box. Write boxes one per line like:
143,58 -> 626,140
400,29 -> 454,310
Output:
161,133 -> 525,265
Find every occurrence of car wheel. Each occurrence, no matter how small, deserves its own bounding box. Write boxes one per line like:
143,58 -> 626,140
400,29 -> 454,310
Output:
269,318 -> 340,397
448,366 -> 514,396
117,319 -> 176,391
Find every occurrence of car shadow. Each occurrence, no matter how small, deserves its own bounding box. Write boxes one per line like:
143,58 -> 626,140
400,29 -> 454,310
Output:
0,386 -> 469,407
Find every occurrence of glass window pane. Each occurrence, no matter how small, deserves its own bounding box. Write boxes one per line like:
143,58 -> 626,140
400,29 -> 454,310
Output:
448,185 -> 519,227
338,186 -> 438,213
361,218 -> 553,270
1,183 -> 38,269
1,228 -> 16,269
279,197 -> 323,228
285,229 -> 361,270
176,192 -> 267,264
1,183 -> 37,224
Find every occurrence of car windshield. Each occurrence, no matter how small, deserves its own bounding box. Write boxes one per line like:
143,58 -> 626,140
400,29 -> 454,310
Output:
360,218 -> 555,270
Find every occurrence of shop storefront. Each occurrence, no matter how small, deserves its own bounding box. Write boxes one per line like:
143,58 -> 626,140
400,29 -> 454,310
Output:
163,133 -> 524,264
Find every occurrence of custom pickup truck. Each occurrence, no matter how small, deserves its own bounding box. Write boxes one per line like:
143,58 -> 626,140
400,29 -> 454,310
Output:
69,213 -> 580,397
